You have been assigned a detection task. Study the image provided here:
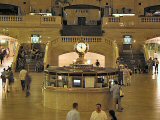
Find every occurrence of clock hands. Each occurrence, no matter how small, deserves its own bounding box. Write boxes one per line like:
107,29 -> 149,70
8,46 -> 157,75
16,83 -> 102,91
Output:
78,44 -> 83,49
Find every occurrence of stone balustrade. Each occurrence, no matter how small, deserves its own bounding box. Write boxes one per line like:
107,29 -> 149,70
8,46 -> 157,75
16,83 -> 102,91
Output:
108,17 -> 120,22
0,15 -> 23,21
61,36 -> 113,47
61,36 -> 103,43
140,17 -> 160,22
0,15 -> 160,28
0,15 -> 61,26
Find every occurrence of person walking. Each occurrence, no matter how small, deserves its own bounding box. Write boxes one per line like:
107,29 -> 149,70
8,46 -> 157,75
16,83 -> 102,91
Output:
4,70 -> 10,93
109,110 -> 117,120
154,58 -> 159,74
7,67 -> 14,91
127,68 -> 132,86
90,104 -> 108,120
110,81 -> 123,112
19,68 -> 27,91
66,103 -> 80,120
122,65 -> 130,86
1,68 -> 6,91
0,53 -> 4,64
25,73 -> 31,97
147,57 -> 153,72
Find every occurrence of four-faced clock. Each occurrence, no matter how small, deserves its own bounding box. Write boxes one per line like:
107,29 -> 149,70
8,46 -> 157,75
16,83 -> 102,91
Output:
75,42 -> 89,53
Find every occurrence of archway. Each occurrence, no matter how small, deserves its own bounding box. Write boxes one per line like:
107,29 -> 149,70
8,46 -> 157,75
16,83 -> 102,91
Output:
144,5 -> 160,16
0,35 -> 18,57
0,4 -> 19,15
0,35 -> 18,98
58,52 -> 105,67
145,37 -> 160,60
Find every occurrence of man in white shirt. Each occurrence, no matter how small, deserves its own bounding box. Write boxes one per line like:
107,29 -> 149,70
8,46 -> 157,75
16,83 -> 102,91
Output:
110,81 -> 123,112
19,68 -> 27,91
90,104 -> 108,120
66,103 -> 80,120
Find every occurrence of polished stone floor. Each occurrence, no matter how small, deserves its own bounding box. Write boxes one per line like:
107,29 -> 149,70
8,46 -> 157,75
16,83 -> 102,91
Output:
0,58 -> 160,120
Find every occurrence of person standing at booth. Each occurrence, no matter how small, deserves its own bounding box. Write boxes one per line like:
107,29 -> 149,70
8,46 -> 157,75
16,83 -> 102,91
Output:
95,60 -> 100,67
66,103 -> 80,120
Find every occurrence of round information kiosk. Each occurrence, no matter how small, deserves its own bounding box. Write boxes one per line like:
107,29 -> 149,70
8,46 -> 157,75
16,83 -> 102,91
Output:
42,41 -> 118,111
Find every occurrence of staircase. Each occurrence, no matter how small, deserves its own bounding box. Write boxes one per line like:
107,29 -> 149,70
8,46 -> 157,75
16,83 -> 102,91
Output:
119,44 -> 146,71
62,25 -> 102,36
16,43 -> 45,72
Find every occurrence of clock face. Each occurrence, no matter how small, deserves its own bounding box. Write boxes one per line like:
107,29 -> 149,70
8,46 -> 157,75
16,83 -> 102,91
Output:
76,43 -> 87,53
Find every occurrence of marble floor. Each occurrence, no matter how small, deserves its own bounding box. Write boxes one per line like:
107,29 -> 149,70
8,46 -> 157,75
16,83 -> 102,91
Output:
0,58 -> 160,120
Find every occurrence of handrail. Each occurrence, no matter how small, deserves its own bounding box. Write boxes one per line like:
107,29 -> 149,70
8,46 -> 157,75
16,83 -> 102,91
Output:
12,43 -> 21,72
143,45 -> 149,61
44,37 -> 60,68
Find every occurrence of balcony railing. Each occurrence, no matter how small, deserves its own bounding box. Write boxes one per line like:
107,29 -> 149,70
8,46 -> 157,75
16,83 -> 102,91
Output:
61,36 -> 113,47
61,36 -> 103,43
42,16 -> 56,22
0,15 -> 62,27
141,17 -> 160,22
108,17 -> 120,22
0,16 -> 23,21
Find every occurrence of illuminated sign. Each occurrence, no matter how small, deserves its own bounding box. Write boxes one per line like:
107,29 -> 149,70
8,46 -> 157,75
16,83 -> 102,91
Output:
31,34 -> 40,43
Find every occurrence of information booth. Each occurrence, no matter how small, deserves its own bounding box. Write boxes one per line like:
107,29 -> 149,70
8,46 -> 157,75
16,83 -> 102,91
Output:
43,65 -> 118,111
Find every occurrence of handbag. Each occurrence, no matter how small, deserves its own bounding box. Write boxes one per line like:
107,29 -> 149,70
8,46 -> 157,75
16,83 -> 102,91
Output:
120,88 -> 124,97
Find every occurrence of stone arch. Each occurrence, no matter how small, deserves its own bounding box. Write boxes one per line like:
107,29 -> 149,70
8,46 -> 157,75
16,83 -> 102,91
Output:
144,5 -> 160,16
0,35 -> 18,56
0,3 -> 19,15
58,52 -> 105,67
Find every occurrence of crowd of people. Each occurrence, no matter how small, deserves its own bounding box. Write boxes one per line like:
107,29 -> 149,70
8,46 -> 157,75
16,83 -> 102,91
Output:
146,57 -> 159,74
17,45 -> 44,72
1,66 -> 14,93
1,66 -> 32,97
66,103 -> 117,120
118,64 -> 132,86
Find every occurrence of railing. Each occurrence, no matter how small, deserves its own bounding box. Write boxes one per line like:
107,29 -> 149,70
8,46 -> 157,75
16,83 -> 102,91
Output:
61,36 -> 103,43
42,16 -> 56,22
44,42 -> 50,69
143,45 -> 149,61
12,43 -> 21,72
0,15 -> 61,26
0,16 -> 23,21
141,17 -> 160,22
61,36 -> 114,47
41,16 -> 62,25
105,38 -> 113,46
108,17 -> 120,22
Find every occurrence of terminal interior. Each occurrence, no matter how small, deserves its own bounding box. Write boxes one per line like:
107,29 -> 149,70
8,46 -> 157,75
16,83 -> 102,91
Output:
0,0 -> 160,120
